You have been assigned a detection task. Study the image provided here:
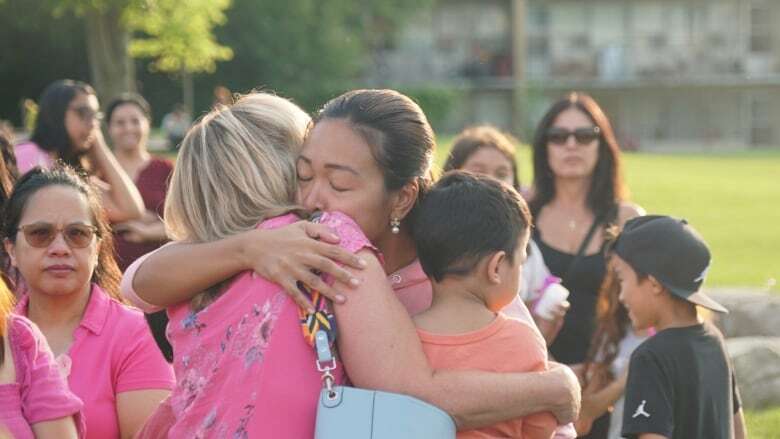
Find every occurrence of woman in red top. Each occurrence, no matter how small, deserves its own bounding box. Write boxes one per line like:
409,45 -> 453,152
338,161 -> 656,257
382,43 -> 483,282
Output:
107,94 -> 174,361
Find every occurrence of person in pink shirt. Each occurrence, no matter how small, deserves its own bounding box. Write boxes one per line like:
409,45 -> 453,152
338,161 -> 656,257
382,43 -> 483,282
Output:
14,79 -> 144,223
0,280 -> 83,438
2,166 -> 174,438
123,90 -> 581,435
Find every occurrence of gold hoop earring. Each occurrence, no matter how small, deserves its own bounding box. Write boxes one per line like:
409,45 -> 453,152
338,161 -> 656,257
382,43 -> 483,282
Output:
390,218 -> 401,234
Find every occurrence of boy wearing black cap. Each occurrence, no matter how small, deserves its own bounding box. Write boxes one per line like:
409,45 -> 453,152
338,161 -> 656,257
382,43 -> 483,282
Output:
611,215 -> 746,439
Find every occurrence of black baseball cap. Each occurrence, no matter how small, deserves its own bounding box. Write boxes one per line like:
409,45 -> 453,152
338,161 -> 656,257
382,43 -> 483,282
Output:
612,215 -> 728,313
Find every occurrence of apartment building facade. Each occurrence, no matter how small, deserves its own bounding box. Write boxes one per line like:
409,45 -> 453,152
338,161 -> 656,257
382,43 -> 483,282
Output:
367,0 -> 780,149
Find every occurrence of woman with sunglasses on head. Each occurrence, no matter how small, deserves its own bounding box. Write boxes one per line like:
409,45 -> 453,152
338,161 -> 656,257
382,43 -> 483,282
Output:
14,80 -> 144,223
2,167 -> 175,439
529,92 -> 644,438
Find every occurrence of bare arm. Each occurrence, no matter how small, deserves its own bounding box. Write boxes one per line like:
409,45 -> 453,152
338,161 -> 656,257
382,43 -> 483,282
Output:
31,416 -> 80,439
116,389 -> 171,439
87,130 -> 145,222
638,434 -> 667,439
130,221 -> 367,310
575,371 -> 627,435
733,408 -> 746,439
334,249 -> 580,429
114,215 -> 168,244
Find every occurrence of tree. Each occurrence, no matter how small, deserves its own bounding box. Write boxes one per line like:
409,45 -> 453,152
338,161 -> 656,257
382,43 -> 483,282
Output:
127,0 -> 233,111
42,0 -> 232,105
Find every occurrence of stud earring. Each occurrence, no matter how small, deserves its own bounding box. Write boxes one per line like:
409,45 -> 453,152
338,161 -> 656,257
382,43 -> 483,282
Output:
390,217 -> 401,234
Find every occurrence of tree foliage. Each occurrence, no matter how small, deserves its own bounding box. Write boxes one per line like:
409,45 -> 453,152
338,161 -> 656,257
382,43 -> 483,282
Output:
127,0 -> 233,75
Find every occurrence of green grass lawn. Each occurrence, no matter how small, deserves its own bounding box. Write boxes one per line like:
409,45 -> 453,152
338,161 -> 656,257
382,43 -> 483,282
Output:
746,407 -> 780,438
435,142 -> 780,289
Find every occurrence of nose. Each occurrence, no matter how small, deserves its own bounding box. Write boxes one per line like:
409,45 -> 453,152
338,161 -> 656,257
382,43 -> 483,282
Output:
299,181 -> 327,212
564,133 -> 578,149
47,232 -> 72,256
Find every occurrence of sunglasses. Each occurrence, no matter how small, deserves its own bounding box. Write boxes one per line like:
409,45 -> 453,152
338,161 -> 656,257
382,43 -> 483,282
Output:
69,105 -> 104,122
546,126 -> 601,145
17,223 -> 99,249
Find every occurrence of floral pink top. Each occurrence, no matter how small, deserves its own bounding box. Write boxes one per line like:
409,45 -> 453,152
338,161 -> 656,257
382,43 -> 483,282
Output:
0,314 -> 84,438
164,212 -> 376,438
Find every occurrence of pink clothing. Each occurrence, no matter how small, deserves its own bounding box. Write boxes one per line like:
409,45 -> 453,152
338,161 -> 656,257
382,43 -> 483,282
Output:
16,285 -> 175,439
122,244 -> 434,319
162,212 -> 375,438
14,142 -> 54,174
389,259 -> 433,315
0,314 -> 84,438
418,313 -> 557,439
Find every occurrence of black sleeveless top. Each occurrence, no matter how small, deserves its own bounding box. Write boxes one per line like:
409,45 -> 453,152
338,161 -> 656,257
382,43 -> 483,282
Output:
533,227 -> 608,365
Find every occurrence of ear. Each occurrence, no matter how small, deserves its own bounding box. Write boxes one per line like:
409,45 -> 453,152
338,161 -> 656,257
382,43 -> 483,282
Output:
646,275 -> 665,296
485,251 -> 507,285
4,238 -> 17,268
389,180 -> 420,221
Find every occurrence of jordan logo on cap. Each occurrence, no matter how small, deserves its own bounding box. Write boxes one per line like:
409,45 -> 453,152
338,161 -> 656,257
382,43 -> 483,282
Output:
632,400 -> 651,419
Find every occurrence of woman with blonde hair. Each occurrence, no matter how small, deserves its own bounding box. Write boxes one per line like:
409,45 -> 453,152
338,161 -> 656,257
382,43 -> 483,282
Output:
128,90 -> 581,436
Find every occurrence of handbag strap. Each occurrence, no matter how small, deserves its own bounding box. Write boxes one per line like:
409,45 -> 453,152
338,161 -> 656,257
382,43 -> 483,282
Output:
298,283 -> 340,395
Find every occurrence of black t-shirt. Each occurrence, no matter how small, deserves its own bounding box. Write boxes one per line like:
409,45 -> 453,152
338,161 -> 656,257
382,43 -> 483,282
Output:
621,322 -> 741,439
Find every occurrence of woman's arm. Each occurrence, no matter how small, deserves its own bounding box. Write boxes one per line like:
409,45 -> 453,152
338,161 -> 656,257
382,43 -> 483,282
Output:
114,216 -> 167,243
117,389 -> 171,439
87,129 -> 145,222
733,408 -> 746,439
127,221 -> 367,311
574,370 -> 627,435
334,249 -> 580,429
31,417 -> 80,438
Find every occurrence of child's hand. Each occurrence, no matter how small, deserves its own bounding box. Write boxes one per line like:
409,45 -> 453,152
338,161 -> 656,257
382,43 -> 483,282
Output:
535,301 -> 569,345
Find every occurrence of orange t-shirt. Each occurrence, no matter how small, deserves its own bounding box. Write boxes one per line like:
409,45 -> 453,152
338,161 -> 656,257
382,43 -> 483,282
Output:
417,313 -> 557,439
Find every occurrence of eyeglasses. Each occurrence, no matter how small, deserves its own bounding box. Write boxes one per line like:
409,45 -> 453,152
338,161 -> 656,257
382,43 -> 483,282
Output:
69,105 -> 104,122
546,126 -> 601,146
17,223 -> 99,248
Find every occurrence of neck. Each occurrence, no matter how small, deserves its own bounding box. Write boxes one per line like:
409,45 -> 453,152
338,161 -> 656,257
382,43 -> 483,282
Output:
652,300 -> 700,331
115,146 -> 150,163
27,285 -> 91,331
420,278 -> 496,333
552,176 -> 592,211
376,228 -> 418,275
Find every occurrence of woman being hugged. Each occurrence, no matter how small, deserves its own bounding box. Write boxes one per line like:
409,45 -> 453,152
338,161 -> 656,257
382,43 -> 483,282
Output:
2,167 -> 174,439
126,90 -> 581,435
14,80 -> 144,222
529,92 -> 644,438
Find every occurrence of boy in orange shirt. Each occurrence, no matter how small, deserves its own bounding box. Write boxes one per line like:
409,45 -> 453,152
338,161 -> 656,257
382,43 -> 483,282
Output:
413,172 -> 573,439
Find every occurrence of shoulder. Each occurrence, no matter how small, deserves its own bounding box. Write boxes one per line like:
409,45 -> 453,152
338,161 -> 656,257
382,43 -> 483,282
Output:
7,313 -> 43,351
149,156 -> 174,171
318,211 -> 376,255
105,296 -> 150,334
616,202 -> 645,227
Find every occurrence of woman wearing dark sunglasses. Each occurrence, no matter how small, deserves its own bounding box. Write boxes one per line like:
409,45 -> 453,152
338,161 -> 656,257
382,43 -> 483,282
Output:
529,92 -> 644,438
2,167 -> 174,439
14,80 -> 144,223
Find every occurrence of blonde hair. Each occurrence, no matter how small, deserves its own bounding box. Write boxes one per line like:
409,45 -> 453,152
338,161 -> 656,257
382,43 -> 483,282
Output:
164,92 -> 310,308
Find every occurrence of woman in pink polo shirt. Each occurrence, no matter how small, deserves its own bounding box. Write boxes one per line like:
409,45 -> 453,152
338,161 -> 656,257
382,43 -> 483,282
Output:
14,79 -> 144,223
2,166 -> 175,438
124,90 -> 581,436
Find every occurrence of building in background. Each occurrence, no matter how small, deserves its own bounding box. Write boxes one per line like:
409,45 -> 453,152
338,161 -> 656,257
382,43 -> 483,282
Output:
367,0 -> 780,149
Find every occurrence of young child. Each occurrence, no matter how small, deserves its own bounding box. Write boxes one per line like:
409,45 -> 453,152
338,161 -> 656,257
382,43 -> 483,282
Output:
612,215 -> 746,439
412,171 -> 571,439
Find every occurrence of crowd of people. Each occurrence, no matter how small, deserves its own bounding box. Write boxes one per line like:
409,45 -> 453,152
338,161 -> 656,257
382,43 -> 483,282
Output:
0,79 -> 746,439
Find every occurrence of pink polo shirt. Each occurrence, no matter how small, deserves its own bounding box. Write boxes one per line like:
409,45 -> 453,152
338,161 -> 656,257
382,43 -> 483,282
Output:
14,142 -> 54,174
16,284 -> 175,439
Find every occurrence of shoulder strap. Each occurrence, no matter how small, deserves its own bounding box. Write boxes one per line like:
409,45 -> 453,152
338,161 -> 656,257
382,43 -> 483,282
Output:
561,216 -> 603,283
